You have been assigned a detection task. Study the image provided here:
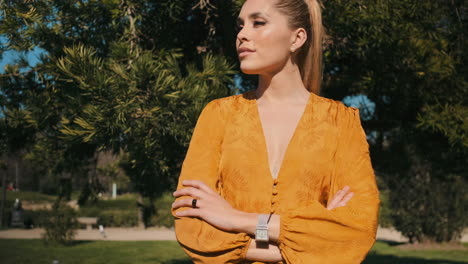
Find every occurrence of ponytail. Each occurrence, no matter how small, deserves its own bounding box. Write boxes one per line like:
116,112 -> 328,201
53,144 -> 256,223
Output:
275,0 -> 325,95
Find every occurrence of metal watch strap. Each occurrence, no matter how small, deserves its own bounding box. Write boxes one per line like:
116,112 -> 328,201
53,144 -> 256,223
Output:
255,214 -> 269,243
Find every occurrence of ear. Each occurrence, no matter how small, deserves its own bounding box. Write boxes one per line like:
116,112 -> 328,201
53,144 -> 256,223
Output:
290,28 -> 307,52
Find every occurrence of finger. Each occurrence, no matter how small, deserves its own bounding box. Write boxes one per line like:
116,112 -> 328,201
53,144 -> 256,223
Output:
174,208 -> 202,218
327,192 -> 340,210
172,198 -> 201,210
173,187 -> 205,199
327,186 -> 350,210
337,192 -> 354,208
334,186 -> 350,201
182,180 -> 216,195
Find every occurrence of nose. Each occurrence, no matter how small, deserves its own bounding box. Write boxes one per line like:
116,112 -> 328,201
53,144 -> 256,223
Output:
236,26 -> 249,43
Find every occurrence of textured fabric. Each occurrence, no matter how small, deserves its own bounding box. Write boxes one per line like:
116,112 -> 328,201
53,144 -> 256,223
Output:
171,90 -> 380,264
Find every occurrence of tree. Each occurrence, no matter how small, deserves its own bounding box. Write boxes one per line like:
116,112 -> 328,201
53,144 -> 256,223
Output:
0,0 -> 238,226
1,0 -> 466,239
321,0 -> 467,243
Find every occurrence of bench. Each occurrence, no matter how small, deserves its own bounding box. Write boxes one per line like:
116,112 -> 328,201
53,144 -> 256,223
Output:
77,217 -> 98,230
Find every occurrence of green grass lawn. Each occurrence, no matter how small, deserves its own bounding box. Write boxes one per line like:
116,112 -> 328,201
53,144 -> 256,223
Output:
364,242 -> 468,264
0,239 -> 466,264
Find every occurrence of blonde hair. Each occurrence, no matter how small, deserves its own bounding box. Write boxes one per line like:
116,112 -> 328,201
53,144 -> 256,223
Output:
275,0 -> 324,95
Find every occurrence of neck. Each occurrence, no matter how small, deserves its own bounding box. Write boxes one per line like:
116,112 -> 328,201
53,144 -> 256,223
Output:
256,63 -> 309,105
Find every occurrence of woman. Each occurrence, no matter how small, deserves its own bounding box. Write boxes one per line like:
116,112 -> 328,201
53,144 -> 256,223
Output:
171,0 -> 380,263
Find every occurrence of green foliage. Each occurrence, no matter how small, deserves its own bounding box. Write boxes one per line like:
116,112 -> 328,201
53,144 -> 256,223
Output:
23,209 -> 50,228
42,202 -> 79,245
76,192 -> 174,228
148,192 -> 175,228
322,0 -> 467,243
97,210 -> 139,227
378,189 -> 394,228
56,43 -> 235,199
383,140 -> 467,243
389,172 -> 467,243
417,103 -> 468,149
6,191 -> 56,203
1,0 -> 238,205
78,194 -> 139,227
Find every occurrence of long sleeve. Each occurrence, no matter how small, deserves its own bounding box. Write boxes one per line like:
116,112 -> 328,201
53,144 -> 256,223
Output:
171,99 -> 252,264
277,106 -> 380,264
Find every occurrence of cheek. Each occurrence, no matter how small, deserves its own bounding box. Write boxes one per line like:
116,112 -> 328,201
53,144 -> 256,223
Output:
255,29 -> 291,62
237,28 -> 292,74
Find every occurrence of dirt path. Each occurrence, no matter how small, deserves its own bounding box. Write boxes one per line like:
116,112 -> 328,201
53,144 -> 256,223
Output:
0,226 -> 467,242
0,226 -> 176,241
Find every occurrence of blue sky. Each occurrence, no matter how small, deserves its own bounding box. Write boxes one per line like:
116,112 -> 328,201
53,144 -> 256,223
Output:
0,47 -> 43,73
0,36 -> 44,73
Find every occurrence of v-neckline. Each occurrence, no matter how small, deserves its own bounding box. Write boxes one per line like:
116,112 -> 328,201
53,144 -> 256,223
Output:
250,90 -> 313,183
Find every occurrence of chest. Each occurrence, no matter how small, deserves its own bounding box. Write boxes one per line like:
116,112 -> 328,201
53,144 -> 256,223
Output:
218,104 -> 338,210
257,104 -> 304,152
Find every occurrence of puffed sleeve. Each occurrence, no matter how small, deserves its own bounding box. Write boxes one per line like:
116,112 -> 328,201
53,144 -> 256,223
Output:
171,99 -> 252,264
277,106 -> 380,264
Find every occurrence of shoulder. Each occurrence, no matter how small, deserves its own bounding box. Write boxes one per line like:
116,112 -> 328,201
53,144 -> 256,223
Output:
203,91 -> 252,115
311,93 -> 361,128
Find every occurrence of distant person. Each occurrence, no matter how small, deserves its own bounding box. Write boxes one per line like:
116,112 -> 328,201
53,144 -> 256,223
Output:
7,182 -> 14,191
172,0 -> 380,263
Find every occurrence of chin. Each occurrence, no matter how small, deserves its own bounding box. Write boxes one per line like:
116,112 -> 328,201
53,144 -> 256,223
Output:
240,68 -> 260,75
239,63 -> 264,75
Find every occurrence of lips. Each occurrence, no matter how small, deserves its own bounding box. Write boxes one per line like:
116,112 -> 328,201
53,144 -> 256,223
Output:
238,47 -> 255,57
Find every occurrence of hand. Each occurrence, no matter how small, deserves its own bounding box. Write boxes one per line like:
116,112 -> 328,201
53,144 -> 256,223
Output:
172,180 -> 241,232
326,185 -> 354,210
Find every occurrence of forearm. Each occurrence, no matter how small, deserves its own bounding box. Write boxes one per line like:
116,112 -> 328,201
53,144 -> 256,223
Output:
233,211 -> 283,261
245,239 -> 283,262
234,211 -> 281,242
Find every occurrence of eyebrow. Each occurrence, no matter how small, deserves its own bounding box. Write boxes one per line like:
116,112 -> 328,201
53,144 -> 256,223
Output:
236,12 -> 268,24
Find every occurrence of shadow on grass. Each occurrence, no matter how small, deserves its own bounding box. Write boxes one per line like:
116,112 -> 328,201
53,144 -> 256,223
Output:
363,254 -> 467,264
69,240 -> 95,246
376,239 -> 407,246
160,260 -> 192,264
40,240 -> 95,247
158,255 -> 468,264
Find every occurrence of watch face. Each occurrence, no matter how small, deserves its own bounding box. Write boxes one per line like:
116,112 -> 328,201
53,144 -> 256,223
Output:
256,229 -> 268,241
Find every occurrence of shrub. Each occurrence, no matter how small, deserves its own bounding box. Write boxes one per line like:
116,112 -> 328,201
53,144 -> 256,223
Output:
23,209 -> 50,228
389,170 -> 467,243
42,202 -> 78,245
149,192 -> 174,228
378,190 -> 394,228
6,191 -> 56,203
97,210 -> 138,227
78,195 -> 140,227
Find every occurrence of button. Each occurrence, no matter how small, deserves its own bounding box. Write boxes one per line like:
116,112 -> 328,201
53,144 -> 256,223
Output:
272,189 -> 278,195
273,179 -> 279,185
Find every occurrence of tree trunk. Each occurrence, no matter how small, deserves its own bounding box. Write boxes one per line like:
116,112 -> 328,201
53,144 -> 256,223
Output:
0,168 -> 7,227
138,194 -> 144,228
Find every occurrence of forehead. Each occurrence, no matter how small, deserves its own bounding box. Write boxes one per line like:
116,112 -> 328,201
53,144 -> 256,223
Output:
238,0 -> 277,19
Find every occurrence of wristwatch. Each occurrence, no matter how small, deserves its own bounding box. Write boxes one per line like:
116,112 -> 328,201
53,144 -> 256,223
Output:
255,214 -> 270,243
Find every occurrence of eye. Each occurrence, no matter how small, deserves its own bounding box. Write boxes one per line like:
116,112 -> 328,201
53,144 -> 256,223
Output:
235,24 -> 244,32
253,21 -> 266,26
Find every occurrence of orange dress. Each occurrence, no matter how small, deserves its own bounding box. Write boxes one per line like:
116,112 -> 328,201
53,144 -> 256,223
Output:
171,90 -> 380,264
